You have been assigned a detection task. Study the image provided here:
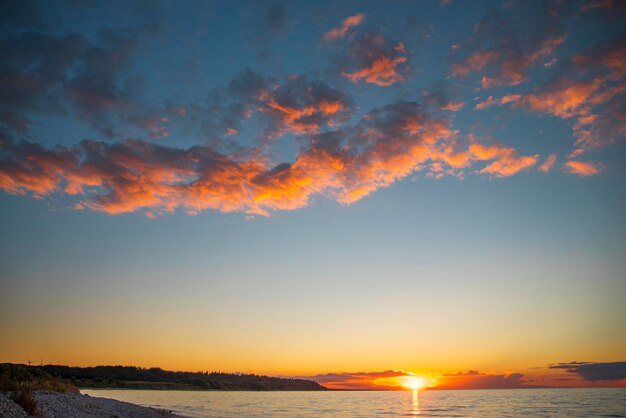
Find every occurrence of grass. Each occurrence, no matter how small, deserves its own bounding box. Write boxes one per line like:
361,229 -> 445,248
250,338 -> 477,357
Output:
0,363 -> 79,416
11,383 -> 38,415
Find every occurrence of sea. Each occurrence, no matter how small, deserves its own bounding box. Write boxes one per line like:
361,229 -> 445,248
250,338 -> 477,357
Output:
81,387 -> 626,417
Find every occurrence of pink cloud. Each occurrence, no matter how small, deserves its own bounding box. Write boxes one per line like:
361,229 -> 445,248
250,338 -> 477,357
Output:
450,50 -> 499,77
323,14 -> 365,41
538,154 -> 557,172
342,55 -> 407,86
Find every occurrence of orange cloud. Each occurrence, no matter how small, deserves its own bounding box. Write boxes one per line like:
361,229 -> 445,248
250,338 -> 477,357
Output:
433,370 -> 527,390
450,9 -> 566,88
475,96 -> 496,110
259,76 -> 354,137
521,79 -> 601,118
564,160 -> 602,176
340,33 -> 409,86
538,154 -> 557,172
478,35 -> 564,89
480,35 -> 566,89
302,370 -> 419,390
323,13 -> 365,41
469,143 -> 539,177
475,78 -> 601,118
0,100 -> 545,217
343,55 -> 407,86
483,35 -> 626,157
0,141 -> 76,197
450,50 -> 499,77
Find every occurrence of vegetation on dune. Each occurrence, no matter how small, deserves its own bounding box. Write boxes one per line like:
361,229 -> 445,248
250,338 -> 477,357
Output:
0,363 -> 79,415
1,363 -> 326,391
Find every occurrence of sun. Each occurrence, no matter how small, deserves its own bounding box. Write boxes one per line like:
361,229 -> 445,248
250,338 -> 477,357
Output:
403,376 -> 426,390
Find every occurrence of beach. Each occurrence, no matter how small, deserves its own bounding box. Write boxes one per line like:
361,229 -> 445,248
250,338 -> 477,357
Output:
0,391 -> 186,418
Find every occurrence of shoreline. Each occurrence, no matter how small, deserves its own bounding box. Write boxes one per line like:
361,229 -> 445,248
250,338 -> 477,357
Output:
0,391 -> 188,418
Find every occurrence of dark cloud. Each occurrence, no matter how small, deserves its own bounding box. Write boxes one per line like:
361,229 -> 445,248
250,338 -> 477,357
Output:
549,362 -> 626,381
0,0 -> 49,31
336,32 -> 410,86
196,70 -> 354,149
420,81 -> 466,112
261,75 -> 354,138
581,0 -> 626,18
242,1 -> 293,55
0,23 -> 159,139
450,7 -> 567,88
294,370 -> 415,390
310,370 -> 411,384
264,2 -> 290,35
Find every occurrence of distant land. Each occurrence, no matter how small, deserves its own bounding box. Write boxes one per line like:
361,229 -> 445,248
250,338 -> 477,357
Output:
1,363 -> 326,391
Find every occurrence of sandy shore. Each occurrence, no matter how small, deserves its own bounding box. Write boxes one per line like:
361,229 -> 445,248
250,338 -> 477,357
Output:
1,391 -> 187,418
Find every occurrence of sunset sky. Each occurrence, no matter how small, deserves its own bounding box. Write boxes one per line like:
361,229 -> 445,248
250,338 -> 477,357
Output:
0,0 -> 625,390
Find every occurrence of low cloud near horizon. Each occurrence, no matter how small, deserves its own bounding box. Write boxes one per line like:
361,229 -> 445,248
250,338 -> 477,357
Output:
295,361 -> 626,390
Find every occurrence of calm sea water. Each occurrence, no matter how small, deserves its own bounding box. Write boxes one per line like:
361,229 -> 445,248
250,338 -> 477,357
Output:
82,388 -> 626,417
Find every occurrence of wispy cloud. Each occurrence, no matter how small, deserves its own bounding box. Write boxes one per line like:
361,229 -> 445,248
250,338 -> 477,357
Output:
323,14 -> 365,41
474,33 -> 626,160
450,7 -> 567,89
538,154 -> 557,172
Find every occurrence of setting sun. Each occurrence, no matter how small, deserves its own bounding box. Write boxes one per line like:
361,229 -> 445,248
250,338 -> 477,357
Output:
403,377 -> 426,391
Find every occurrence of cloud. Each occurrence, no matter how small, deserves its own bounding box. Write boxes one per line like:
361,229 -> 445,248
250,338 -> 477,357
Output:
564,160 -> 602,176
241,1 -> 293,56
323,13 -> 365,41
340,33 -> 409,86
549,362 -> 626,381
434,370 -> 527,390
469,143 -> 539,177
261,75 -> 354,136
420,81 -> 466,112
475,96 -> 497,110
126,115 -> 170,139
0,24 -> 160,139
300,370 -> 415,390
451,50 -> 499,77
450,8 -> 566,88
195,70 -> 354,147
263,2 -> 290,35
0,139 -> 77,197
475,33 -> 626,158
581,0 -> 626,17
538,154 -> 557,172
0,0 -> 49,31
0,97 -> 541,217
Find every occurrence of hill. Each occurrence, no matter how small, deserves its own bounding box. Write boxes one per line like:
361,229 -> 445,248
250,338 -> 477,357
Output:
1,364 -> 325,391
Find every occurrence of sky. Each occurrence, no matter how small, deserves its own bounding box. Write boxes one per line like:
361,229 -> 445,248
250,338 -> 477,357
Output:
0,0 -> 625,390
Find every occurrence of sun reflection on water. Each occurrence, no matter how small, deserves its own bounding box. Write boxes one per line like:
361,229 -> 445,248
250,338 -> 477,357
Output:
412,389 -> 420,415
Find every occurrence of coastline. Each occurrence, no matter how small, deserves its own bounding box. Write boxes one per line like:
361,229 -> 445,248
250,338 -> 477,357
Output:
0,391 -> 188,418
